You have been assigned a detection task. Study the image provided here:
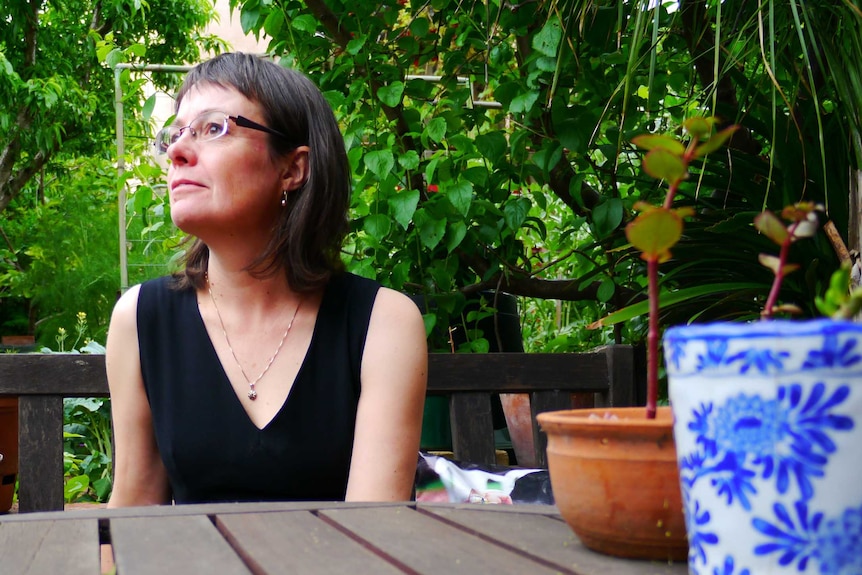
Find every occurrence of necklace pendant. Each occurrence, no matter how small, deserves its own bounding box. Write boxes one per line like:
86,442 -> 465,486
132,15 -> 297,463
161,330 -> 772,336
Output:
248,389 -> 258,400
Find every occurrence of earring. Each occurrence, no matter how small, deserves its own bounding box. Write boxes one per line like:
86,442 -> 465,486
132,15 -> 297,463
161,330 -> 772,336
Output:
281,190 -> 288,207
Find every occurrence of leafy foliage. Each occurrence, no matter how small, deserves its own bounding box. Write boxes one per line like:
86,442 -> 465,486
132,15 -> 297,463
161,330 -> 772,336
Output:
0,0 -> 223,343
222,0 -> 861,348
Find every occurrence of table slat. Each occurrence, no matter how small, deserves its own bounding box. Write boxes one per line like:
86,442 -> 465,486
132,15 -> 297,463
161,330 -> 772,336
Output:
424,506 -> 688,575
0,519 -> 99,575
320,505 -> 563,575
110,514 -> 251,575
216,510 -> 404,574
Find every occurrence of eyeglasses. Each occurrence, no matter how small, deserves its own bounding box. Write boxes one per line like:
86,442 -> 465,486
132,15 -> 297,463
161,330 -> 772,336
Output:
153,111 -> 291,155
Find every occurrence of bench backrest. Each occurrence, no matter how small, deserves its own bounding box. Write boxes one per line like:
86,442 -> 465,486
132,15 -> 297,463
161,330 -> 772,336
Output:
0,346 -> 641,513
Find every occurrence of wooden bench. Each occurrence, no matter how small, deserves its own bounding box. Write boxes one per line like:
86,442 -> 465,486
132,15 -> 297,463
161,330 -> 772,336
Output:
0,346 -> 641,513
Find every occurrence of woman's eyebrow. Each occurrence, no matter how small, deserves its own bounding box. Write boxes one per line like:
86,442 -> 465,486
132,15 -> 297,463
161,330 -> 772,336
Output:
171,108 -> 223,125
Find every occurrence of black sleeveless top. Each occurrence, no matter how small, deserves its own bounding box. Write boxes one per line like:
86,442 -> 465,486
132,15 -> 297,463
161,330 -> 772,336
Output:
137,272 -> 380,503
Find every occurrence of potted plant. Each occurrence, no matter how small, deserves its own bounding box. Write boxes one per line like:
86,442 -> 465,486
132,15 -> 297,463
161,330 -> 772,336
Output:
537,117 -> 738,560
663,205 -> 862,574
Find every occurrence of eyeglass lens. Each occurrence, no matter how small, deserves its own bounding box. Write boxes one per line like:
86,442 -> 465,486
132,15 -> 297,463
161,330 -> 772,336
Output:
154,112 -> 230,155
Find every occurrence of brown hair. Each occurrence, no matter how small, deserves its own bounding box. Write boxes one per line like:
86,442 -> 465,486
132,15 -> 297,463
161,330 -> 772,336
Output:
171,52 -> 349,293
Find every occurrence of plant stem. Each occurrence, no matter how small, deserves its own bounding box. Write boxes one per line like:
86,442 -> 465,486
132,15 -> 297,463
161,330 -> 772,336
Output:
762,222 -> 796,319
646,256 -> 659,419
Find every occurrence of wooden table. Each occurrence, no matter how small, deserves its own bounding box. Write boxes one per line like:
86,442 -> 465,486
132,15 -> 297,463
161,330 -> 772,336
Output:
0,501 -> 688,574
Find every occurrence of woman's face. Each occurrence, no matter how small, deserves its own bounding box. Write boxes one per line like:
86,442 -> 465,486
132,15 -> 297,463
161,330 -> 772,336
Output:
165,83 -> 286,241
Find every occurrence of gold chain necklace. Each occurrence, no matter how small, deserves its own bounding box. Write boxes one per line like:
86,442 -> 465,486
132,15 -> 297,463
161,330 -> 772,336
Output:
205,273 -> 301,400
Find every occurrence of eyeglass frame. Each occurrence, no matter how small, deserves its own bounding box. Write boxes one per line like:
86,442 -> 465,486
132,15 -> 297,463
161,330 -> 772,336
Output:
153,112 -> 294,155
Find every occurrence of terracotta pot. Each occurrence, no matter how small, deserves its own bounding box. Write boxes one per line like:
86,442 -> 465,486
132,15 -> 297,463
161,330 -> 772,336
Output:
537,406 -> 687,561
0,397 -> 18,513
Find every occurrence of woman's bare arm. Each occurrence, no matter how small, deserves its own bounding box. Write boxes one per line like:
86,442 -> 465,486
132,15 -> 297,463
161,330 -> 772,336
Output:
105,285 -> 171,507
345,288 -> 427,501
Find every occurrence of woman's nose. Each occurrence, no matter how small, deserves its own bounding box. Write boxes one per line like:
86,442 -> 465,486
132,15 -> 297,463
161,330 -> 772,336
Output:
166,130 -> 197,164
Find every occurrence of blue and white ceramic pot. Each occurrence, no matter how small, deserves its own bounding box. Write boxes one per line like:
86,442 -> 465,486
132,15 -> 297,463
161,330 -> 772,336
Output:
664,319 -> 862,575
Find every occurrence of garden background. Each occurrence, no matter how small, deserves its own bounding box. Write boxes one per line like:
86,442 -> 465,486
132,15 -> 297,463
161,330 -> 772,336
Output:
1,0 -> 860,502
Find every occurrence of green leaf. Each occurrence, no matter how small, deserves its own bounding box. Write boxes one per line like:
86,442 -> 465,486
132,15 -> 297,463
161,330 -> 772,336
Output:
410,18 -> 431,38
425,117 -> 447,142
592,283 -> 766,327
445,181 -> 473,217
556,120 -> 584,154
398,150 -> 420,170
504,196 -> 531,231
536,56 -> 557,72
631,134 -> 686,155
240,7 -> 261,34
475,132 -> 507,165
105,48 -> 124,69
363,214 -> 391,240
422,313 -> 437,338
510,91 -> 539,114
597,278 -> 616,302
377,82 -> 404,108
415,209 -> 447,249
133,186 -> 154,213
291,14 -> 318,32
591,198 -> 623,238
532,142 -> 562,172
533,18 -> 562,57
93,476 -> 112,500
364,149 -> 395,179
141,94 -> 156,121
445,220 -> 468,253
389,190 -> 420,229
642,148 -> 687,183
346,35 -> 367,55
64,475 -> 89,502
126,43 -> 146,58
263,9 -> 284,36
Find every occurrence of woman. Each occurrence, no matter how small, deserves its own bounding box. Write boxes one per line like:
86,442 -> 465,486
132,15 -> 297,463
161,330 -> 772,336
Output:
106,52 -> 427,506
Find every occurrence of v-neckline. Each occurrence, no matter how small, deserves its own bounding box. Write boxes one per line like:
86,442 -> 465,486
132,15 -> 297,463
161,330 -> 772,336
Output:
194,282 -> 329,432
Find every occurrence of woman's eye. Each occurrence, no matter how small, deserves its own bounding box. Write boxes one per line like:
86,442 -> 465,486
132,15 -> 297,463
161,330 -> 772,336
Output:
202,122 -> 223,137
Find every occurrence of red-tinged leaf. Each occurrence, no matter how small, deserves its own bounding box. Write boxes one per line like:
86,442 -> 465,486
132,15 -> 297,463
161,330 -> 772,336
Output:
632,200 -> 658,213
642,148 -> 687,183
694,125 -> 740,157
626,207 -> 683,262
758,253 -> 800,276
766,303 -> 804,316
631,134 -> 686,155
780,201 -> 821,222
758,253 -> 781,274
754,211 -> 789,245
675,206 -> 696,219
781,202 -> 822,239
682,116 -> 716,140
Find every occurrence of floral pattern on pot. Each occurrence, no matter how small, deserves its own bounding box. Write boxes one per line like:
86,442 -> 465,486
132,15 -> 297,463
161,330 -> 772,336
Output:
664,320 -> 862,575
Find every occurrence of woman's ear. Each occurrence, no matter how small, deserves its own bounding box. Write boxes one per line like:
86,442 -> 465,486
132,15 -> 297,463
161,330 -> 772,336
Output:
281,146 -> 310,193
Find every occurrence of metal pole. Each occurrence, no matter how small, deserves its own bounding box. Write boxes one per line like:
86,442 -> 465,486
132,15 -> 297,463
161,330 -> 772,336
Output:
114,67 -> 128,293
113,64 -> 193,293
